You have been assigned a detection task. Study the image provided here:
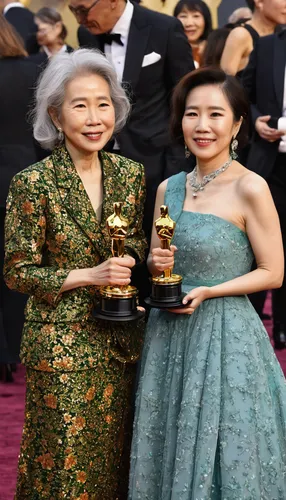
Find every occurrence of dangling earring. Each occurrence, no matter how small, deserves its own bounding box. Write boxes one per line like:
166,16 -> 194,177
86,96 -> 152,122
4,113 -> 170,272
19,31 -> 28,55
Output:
185,144 -> 191,158
57,127 -> 64,142
230,137 -> 238,160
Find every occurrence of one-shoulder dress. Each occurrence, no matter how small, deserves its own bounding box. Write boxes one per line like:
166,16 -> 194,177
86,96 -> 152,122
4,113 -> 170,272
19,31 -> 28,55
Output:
129,172 -> 286,500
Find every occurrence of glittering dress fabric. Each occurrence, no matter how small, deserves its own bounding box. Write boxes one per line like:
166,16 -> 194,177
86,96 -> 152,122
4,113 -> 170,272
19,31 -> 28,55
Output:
3,146 -> 147,499
129,172 -> 286,500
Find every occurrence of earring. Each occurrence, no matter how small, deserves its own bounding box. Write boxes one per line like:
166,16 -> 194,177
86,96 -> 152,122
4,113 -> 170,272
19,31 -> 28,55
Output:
57,127 -> 64,142
185,144 -> 191,158
230,138 -> 238,160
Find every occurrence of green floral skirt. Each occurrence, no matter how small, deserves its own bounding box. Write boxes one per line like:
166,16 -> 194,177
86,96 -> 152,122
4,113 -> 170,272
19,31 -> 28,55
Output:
16,360 -> 136,500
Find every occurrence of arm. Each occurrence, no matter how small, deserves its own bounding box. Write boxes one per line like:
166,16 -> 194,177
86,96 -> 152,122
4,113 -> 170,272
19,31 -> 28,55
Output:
179,175 -> 284,313
4,174 -> 70,306
208,176 -> 284,296
4,173 -> 135,303
242,42 -> 282,142
147,180 -> 177,277
221,27 -> 250,76
165,18 -> 195,89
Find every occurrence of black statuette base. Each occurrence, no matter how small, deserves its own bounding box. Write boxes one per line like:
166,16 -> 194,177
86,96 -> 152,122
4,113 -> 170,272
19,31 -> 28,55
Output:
94,295 -> 144,322
145,281 -> 187,309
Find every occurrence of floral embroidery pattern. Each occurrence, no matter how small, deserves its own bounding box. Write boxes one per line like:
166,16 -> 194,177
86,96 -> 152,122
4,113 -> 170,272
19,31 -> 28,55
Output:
4,145 -> 147,498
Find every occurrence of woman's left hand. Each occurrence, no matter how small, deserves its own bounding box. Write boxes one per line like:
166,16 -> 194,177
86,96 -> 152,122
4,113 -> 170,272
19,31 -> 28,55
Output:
168,286 -> 211,315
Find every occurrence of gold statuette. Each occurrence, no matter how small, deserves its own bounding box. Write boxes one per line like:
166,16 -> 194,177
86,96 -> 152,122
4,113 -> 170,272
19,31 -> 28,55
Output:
95,202 -> 144,321
145,205 -> 185,309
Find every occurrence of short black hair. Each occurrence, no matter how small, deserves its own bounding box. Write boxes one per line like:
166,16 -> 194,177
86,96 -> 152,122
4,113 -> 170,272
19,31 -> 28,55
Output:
171,67 -> 249,147
173,0 -> 213,41
245,0 -> 255,12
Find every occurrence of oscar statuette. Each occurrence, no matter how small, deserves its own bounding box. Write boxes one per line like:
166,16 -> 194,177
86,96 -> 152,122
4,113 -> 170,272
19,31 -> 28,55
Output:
145,205 -> 186,309
95,202 -> 144,321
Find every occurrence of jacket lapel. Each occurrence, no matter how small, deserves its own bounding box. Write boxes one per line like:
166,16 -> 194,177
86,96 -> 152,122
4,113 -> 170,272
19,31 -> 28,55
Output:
122,4 -> 151,90
273,32 -> 286,112
52,146 -> 110,255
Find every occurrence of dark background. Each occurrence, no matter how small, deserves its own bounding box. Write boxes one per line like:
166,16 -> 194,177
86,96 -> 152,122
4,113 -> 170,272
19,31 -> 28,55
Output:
218,0 -> 249,26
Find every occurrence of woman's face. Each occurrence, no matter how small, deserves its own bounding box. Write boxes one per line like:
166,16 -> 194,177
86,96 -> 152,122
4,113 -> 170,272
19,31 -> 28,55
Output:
182,84 -> 241,162
35,17 -> 62,46
259,0 -> 286,25
50,73 -> 115,156
177,8 -> 205,44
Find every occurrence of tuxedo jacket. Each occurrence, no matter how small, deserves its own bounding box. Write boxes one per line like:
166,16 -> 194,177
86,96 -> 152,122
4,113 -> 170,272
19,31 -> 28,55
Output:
4,146 -> 147,370
78,3 -> 195,238
242,31 -> 286,179
4,6 -> 39,54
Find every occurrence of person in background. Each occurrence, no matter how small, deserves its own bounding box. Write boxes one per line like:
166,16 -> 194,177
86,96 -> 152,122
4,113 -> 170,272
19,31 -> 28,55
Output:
228,6 -> 252,25
221,0 -> 286,77
174,0 -> 212,67
242,30 -> 286,349
34,7 -> 73,61
201,27 -> 231,67
0,15 -> 44,382
0,0 -> 39,54
4,48 -> 147,499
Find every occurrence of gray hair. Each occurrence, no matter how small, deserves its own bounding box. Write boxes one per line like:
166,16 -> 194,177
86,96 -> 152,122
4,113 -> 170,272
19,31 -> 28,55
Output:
33,48 -> 131,150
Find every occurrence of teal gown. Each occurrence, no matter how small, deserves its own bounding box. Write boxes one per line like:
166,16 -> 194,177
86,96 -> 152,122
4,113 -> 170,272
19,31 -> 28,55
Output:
129,172 -> 286,500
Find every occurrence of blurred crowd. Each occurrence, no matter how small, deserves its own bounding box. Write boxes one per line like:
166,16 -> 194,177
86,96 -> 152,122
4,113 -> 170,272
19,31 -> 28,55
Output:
0,0 -> 286,380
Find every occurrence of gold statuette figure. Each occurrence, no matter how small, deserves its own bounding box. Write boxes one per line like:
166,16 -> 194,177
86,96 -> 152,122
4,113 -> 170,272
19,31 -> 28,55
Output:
153,205 -> 182,284
145,205 -> 185,308
96,202 -> 143,321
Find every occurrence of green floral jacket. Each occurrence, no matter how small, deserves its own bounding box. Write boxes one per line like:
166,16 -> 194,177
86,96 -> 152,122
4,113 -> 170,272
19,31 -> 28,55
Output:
4,146 -> 147,371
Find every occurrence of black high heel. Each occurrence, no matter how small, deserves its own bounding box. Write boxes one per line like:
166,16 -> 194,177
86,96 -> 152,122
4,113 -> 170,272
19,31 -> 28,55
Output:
273,324 -> 286,350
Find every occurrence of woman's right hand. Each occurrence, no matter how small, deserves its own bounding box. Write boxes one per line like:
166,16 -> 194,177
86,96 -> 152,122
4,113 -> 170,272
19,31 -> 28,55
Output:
151,245 -> 177,273
89,256 -> 136,287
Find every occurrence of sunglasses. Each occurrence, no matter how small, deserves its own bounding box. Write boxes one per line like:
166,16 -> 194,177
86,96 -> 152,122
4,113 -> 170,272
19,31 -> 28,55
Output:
69,0 -> 100,21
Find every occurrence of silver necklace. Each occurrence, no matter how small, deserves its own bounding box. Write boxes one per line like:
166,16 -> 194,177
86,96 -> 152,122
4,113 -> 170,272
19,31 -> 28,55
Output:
189,156 -> 232,198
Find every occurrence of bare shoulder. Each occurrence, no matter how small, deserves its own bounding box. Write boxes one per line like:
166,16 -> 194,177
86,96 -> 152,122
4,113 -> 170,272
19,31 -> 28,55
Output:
236,169 -> 270,203
225,26 -> 251,45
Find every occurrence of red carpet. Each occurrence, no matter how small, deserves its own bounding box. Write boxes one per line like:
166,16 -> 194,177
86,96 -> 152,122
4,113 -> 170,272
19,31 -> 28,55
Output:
0,296 -> 285,500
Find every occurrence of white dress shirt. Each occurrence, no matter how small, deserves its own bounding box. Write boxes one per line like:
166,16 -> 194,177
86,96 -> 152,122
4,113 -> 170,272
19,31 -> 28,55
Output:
104,0 -> 134,149
3,2 -> 24,15
104,0 -> 134,83
43,44 -> 68,58
278,66 -> 286,153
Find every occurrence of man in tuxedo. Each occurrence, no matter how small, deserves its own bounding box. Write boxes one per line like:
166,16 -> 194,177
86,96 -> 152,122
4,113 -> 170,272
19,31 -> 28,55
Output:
69,0 -> 195,243
1,0 -> 39,54
242,30 -> 286,349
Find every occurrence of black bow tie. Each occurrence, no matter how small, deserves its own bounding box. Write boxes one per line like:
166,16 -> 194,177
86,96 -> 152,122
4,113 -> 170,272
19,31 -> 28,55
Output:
100,32 -> 123,46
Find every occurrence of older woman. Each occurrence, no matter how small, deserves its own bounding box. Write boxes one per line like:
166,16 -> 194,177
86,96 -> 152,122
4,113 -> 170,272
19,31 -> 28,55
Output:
4,49 -> 147,500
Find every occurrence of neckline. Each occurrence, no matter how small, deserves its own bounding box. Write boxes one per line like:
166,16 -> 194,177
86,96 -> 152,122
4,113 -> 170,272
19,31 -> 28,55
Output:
181,172 -> 247,235
181,210 -> 247,236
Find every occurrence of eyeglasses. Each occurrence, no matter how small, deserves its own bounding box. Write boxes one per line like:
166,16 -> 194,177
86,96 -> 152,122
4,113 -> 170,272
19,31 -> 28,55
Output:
69,0 -> 100,21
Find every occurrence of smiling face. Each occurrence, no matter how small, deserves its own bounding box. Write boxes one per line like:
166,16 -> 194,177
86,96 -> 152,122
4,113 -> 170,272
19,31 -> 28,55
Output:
182,84 -> 241,163
49,73 -> 115,157
177,8 -> 205,44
